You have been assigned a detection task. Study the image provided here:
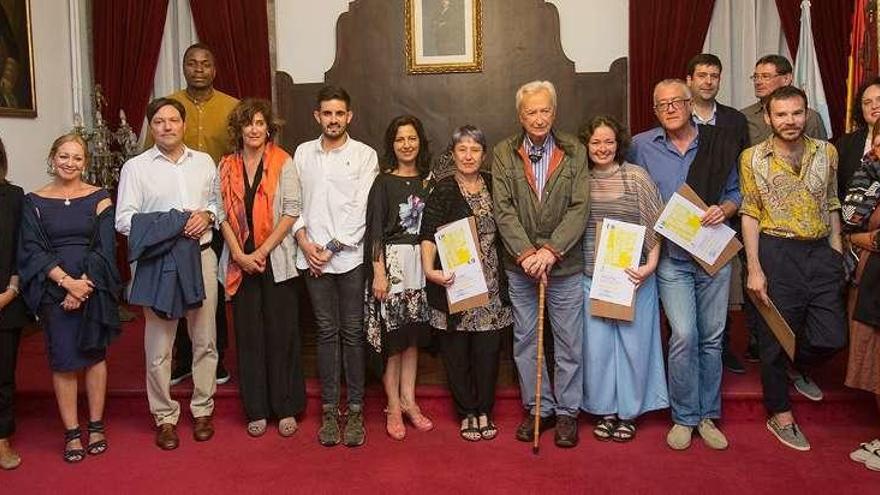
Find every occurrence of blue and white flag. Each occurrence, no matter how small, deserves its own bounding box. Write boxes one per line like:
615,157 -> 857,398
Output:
793,0 -> 832,138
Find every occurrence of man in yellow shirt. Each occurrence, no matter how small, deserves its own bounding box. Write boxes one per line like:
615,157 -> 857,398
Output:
740,85 -> 847,452
146,43 -> 239,385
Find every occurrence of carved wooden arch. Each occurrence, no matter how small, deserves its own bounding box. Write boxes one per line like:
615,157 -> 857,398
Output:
275,0 -> 628,158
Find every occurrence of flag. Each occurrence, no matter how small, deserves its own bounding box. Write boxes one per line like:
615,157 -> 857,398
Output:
793,0 -> 832,138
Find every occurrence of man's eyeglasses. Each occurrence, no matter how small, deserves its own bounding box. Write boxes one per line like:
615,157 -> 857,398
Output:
750,73 -> 780,82
653,98 -> 690,112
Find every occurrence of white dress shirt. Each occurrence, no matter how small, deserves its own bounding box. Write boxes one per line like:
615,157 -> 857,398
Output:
115,145 -> 218,245
293,134 -> 378,274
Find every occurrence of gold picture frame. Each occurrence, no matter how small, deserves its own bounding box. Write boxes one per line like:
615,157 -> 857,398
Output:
405,0 -> 482,74
0,0 -> 36,118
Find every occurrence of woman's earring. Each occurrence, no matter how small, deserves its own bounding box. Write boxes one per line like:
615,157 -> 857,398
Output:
266,131 -> 271,139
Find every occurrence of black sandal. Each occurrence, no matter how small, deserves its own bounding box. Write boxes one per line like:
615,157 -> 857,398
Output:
478,414 -> 498,441
87,420 -> 108,456
612,420 -> 636,442
593,416 -> 617,441
63,427 -> 85,463
460,414 -> 481,442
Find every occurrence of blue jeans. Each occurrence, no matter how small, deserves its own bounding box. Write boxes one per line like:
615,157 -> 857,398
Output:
507,270 -> 583,417
656,255 -> 731,426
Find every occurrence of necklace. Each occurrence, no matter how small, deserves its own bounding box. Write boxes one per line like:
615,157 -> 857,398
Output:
64,197 -> 71,206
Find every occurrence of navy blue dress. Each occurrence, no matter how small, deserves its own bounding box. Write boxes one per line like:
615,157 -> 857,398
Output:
29,189 -> 110,371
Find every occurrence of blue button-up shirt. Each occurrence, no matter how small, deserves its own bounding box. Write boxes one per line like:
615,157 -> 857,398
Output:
524,133 -> 555,201
628,124 -> 741,261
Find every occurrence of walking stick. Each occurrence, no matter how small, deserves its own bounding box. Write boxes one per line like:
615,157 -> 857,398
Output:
532,280 -> 546,455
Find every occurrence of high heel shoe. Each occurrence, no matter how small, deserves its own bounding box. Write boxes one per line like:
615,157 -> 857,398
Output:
384,407 -> 406,440
402,406 -> 434,432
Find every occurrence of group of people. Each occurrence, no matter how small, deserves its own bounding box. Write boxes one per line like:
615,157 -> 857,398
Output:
0,43 -> 879,474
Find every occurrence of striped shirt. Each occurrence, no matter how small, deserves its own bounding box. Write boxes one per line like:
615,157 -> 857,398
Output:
524,133 -> 555,201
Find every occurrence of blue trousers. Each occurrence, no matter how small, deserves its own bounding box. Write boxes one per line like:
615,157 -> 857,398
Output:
581,275 -> 669,420
507,270 -> 584,417
656,255 -> 731,426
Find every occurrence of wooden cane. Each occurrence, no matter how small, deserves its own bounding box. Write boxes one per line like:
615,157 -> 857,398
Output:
532,280 -> 547,454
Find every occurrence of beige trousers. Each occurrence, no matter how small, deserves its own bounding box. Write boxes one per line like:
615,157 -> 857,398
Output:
143,249 -> 218,425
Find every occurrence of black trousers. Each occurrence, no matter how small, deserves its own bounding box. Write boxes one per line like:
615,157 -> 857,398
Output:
440,330 -> 502,418
757,235 -> 846,414
303,265 -> 366,407
232,266 -> 306,421
175,233 -> 228,368
0,328 -> 21,439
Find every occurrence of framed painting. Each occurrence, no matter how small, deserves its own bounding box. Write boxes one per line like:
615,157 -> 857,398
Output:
0,0 -> 35,118
405,0 -> 482,74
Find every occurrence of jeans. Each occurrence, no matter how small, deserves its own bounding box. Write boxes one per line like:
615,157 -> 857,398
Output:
303,265 -> 366,407
507,270 -> 583,417
656,255 -> 731,426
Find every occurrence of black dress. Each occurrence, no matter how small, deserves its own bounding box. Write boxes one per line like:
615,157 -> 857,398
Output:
363,173 -> 432,356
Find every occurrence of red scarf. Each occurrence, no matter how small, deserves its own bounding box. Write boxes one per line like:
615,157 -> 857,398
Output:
219,142 -> 289,296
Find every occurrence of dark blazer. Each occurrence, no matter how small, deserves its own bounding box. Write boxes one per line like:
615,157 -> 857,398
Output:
128,209 -> 205,320
836,127 -> 870,202
715,103 -> 750,155
0,182 -> 29,329
419,172 -> 510,321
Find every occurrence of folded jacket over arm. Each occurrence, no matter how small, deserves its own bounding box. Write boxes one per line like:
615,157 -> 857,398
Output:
128,209 -> 205,320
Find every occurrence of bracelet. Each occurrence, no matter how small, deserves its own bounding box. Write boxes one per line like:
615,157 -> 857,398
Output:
57,275 -> 69,288
5,285 -> 18,295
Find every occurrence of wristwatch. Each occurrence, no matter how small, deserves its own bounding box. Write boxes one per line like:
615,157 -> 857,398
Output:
325,238 -> 345,254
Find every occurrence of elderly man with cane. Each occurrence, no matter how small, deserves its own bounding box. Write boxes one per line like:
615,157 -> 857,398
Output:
493,80 -> 590,449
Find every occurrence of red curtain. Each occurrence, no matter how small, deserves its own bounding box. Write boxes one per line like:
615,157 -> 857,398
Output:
629,0 -> 717,134
92,0 -> 169,134
775,0 -> 855,138
188,0 -> 272,100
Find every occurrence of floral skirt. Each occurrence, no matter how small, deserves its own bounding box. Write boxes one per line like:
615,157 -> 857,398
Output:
365,244 -> 432,355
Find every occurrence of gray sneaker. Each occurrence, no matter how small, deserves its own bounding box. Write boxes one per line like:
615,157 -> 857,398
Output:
766,418 -> 811,451
790,372 -> 824,401
343,404 -> 366,447
318,405 -> 341,447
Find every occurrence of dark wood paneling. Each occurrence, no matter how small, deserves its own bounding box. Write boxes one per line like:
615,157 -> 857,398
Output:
276,0 -> 627,158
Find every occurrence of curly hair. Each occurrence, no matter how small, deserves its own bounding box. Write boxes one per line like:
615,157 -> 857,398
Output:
226,98 -> 282,151
851,77 -> 880,131
578,115 -> 630,168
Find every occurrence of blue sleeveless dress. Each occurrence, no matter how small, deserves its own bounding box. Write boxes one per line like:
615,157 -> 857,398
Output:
29,189 -> 110,372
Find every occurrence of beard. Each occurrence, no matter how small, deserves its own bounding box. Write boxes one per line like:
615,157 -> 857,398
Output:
322,122 -> 348,139
770,122 -> 804,142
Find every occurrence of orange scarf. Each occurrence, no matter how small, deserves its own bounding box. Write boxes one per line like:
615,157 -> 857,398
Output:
219,142 -> 289,296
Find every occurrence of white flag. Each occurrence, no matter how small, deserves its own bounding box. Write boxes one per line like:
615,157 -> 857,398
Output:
793,0 -> 832,138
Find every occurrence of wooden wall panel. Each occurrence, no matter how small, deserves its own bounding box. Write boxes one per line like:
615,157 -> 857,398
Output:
276,0 -> 627,159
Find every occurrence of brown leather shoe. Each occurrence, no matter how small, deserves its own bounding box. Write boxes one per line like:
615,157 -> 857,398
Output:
155,423 -> 179,450
554,415 -> 579,448
193,415 -> 214,442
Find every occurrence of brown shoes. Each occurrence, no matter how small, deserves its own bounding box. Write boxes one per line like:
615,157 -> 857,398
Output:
155,423 -> 179,450
193,415 -> 214,442
554,415 -> 579,448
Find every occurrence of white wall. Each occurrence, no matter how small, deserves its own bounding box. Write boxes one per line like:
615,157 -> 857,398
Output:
0,0 -> 77,193
274,0 -> 629,83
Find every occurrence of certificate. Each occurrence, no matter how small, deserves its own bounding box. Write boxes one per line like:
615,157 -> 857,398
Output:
434,217 -> 490,313
589,219 -> 646,307
654,192 -> 736,265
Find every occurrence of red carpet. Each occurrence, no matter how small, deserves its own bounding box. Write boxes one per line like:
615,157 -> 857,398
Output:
4,309 -> 880,493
